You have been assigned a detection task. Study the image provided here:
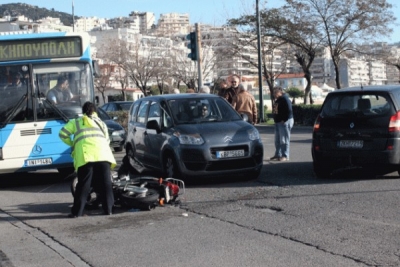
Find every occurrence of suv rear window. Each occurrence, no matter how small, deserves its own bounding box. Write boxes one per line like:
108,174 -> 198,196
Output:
321,93 -> 392,117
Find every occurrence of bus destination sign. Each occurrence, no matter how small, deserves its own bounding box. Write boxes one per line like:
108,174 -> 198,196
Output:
0,36 -> 83,61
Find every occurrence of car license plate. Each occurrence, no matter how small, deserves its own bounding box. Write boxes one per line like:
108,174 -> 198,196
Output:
338,140 -> 363,149
25,158 -> 53,166
216,150 -> 245,158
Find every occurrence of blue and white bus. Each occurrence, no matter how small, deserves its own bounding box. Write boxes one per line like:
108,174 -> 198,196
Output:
0,31 -> 98,176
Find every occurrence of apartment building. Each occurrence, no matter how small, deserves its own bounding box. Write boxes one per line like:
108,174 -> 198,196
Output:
74,17 -> 107,32
128,11 -> 155,34
156,13 -> 190,36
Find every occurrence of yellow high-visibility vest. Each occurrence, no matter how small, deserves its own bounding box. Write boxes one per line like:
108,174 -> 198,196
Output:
59,114 -> 116,170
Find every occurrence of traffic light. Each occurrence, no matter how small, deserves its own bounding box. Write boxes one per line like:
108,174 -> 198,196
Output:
186,31 -> 197,61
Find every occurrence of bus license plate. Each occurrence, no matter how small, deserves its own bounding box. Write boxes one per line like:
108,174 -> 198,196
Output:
216,150 -> 245,158
25,158 -> 53,166
338,140 -> 363,149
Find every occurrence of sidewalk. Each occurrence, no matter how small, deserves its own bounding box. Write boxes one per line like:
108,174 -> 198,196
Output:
0,211 -> 88,267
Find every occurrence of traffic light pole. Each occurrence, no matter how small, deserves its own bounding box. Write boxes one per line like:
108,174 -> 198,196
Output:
195,23 -> 203,90
256,0 -> 264,122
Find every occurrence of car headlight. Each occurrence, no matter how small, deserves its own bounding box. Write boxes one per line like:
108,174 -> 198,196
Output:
247,128 -> 260,141
174,132 -> 204,145
112,129 -> 125,137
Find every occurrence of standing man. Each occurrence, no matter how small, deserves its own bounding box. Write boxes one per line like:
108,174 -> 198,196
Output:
59,101 -> 116,218
218,80 -> 228,97
223,75 -> 240,105
270,86 -> 294,162
232,84 -> 258,125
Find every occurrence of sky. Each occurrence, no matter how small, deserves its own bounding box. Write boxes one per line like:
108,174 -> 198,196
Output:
2,0 -> 399,43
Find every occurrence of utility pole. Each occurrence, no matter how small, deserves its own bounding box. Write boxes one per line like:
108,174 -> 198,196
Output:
195,23 -> 203,90
256,0 -> 264,122
72,0 -> 75,32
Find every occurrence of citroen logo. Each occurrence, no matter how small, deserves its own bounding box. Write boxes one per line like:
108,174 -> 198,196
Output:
32,145 -> 42,155
224,136 -> 233,143
350,122 -> 354,129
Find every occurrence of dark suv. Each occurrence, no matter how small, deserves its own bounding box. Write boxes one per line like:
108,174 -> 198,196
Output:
312,85 -> 400,178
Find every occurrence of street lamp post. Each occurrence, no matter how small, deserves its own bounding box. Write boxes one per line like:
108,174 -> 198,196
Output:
256,0 -> 264,122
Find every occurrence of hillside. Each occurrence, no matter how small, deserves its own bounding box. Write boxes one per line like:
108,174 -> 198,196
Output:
0,3 -> 79,26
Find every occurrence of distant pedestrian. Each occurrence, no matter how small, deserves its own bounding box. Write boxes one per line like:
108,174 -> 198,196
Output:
218,80 -> 228,98
223,75 -> 240,105
270,87 -> 294,162
59,101 -> 116,218
232,84 -> 257,124
171,88 -> 180,94
199,85 -> 210,94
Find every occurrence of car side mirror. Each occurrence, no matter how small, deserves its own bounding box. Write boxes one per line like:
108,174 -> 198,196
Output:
93,60 -> 101,78
146,119 -> 161,133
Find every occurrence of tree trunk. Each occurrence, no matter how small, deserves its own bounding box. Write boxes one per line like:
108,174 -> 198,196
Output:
332,58 -> 341,89
303,73 -> 313,105
101,92 -> 106,105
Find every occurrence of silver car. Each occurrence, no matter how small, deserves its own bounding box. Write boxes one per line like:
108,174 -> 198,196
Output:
125,94 -> 264,179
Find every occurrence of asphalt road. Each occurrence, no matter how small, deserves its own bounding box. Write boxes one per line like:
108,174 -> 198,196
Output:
1,125 -> 400,267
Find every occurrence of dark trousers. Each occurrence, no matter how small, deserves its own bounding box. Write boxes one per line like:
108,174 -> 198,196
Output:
71,161 -> 114,216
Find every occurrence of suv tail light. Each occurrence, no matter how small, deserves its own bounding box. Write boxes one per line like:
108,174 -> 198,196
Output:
313,115 -> 321,133
388,111 -> 400,133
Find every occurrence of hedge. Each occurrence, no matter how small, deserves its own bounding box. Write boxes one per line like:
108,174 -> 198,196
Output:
292,104 -> 322,126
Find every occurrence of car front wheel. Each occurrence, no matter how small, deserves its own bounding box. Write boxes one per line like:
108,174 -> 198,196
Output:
164,153 -> 181,179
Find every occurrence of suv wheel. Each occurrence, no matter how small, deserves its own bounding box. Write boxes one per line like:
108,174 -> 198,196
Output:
164,153 -> 181,179
126,146 -> 135,159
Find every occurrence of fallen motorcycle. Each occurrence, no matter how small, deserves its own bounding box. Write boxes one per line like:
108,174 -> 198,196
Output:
70,171 -> 185,211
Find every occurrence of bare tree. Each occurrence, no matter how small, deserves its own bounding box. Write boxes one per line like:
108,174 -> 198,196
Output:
257,7 -> 325,104
102,37 -> 169,96
154,56 -> 172,95
227,17 -> 290,106
114,66 -> 129,100
378,44 -> 400,84
94,63 -> 113,104
285,0 -> 395,89
170,34 -> 220,92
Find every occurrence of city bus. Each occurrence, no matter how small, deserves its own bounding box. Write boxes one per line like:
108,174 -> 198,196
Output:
0,31 -> 98,176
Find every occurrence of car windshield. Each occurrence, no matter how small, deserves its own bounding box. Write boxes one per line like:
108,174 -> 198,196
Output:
119,102 -> 133,111
97,107 -> 111,120
321,93 -> 392,117
167,97 -> 242,124
0,62 -> 93,124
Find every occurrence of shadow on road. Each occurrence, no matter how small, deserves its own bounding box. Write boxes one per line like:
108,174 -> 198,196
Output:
0,171 -> 72,190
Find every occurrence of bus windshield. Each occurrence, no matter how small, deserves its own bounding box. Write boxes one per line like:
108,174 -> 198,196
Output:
0,62 -> 94,124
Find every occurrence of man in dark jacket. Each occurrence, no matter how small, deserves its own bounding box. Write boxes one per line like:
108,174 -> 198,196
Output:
223,75 -> 240,105
270,86 -> 294,161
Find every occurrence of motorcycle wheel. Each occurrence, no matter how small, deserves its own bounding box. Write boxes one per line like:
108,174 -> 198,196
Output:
119,188 -> 159,211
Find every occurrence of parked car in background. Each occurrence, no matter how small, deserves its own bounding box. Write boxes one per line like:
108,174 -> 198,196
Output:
97,107 -> 126,152
125,94 -> 264,180
100,101 -> 134,112
312,85 -> 400,178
